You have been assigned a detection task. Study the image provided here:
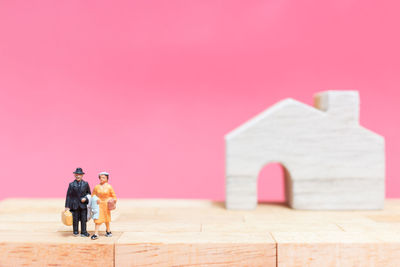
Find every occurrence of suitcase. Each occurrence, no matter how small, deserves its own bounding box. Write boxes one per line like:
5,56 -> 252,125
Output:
61,210 -> 73,226
107,199 -> 116,210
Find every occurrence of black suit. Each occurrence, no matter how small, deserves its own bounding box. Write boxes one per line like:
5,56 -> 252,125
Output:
65,180 -> 91,234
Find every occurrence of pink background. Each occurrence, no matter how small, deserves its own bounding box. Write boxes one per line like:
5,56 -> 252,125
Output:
0,0 -> 399,202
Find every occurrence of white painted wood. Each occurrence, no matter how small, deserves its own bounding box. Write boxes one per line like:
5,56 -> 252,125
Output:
225,90 -> 385,210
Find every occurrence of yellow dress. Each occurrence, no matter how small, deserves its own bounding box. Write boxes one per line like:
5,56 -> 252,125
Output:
91,183 -> 117,224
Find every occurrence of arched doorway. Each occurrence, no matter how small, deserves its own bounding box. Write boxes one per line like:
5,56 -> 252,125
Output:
257,162 -> 291,205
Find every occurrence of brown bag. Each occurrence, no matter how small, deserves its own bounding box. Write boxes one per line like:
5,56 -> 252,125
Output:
107,199 -> 116,210
62,210 -> 73,226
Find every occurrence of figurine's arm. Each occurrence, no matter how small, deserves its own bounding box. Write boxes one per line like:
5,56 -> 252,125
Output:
65,184 -> 71,209
109,185 -> 117,202
91,185 -> 96,197
84,183 -> 91,203
92,186 -> 101,205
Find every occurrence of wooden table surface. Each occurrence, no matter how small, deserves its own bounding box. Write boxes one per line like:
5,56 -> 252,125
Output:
1,198 -> 400,267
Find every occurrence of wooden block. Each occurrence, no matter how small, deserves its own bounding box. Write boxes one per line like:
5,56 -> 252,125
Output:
111,220 -> 201,232
115,198 -> 218,209
367,214 -> 400,222
273,231 -> 400,267
244,209 -> 377,224
379,199 -> 400,212
154,208 -> 245,223
337,222 -> 398,233
115,232 -> 276,267
0,198 -> 65,213
2,199 -> 400,266
0,231 -> 120,267
337,220 -> 400,233
0,221 -> 71,232
202,222 -> 342,233
225,90 -> 385,210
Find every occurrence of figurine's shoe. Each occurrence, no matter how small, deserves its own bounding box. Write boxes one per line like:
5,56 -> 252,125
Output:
105,231 -> 112,237
73,232 -> 79,237
91,234 -> 98,240
81,232 -> 90,237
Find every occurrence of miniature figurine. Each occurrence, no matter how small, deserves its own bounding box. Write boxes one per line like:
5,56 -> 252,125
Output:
65,167 -> 91,237
90,171 -> 117,240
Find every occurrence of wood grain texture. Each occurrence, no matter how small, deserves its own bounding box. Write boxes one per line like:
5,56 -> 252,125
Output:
273,232 -> 400,267
0,232 -> 118,267
2,198 -> 400,266
116,232 -> 276,267
225,90 -> 385,210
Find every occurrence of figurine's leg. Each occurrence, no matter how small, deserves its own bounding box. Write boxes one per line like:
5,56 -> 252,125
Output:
91,223 -> 101,240
105,222 -> 112,237
71,209 -> 79,235
94,223 -> 100,235
77,207 -> 82,232
81,208 -> 88,234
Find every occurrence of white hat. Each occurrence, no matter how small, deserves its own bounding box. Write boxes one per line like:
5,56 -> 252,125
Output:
99,171 -> 109,176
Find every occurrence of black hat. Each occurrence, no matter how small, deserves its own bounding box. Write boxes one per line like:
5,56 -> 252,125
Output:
73,168 -> 85,175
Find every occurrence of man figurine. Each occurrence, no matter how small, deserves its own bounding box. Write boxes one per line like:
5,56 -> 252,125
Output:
65,167 -> 91,237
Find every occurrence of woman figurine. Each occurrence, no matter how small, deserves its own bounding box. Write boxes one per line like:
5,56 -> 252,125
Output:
90,171 -> 117,240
